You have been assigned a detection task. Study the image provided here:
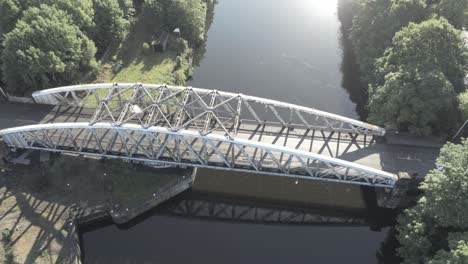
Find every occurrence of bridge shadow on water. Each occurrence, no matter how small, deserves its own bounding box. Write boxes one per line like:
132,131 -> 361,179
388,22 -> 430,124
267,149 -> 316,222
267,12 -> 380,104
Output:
78,186 -> 399,264
0,140 -> 405,263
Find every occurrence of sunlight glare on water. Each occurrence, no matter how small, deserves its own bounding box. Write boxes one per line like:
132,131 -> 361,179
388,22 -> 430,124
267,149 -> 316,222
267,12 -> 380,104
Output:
303,0 -> 338,16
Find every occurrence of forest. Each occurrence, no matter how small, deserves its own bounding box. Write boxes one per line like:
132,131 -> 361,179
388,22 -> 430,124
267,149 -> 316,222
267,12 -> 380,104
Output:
349,1 -> 468,263
350,0 -> 467,136
0,0 -> 212,95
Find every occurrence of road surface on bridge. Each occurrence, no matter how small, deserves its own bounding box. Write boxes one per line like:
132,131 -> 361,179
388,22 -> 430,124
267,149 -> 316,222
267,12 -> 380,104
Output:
1,102 -> 439,178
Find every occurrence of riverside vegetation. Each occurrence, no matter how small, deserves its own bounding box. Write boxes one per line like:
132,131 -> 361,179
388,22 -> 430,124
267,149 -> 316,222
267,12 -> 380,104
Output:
349,0 -> 468,263
0,0 -> 212,95
0,1 -> 211,261
350,0 -> 467,136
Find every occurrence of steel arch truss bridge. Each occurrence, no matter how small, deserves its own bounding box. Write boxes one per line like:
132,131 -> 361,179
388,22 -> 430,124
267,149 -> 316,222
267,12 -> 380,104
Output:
32,83 -> 386,137
0,123 -> 397,187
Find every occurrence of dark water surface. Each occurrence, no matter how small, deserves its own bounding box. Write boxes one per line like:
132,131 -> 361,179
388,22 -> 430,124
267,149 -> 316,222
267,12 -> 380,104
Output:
83,216 -> 386,264
189,0 -> 360,119
82,1 -> 390,263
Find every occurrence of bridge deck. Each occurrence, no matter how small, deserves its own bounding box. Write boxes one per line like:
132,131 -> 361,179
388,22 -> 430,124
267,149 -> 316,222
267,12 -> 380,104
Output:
1,102 -> 439,178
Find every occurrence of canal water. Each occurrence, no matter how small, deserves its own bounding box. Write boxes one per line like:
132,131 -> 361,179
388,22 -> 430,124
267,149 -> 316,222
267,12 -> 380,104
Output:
189,0 -> 361,119
82,0 -> 392,263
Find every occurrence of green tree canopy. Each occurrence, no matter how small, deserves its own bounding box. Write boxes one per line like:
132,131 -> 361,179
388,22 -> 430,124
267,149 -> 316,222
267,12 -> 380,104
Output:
375,17 -> 466,92
350,0 -> 467,84
1,5 -> 98,95
397,139 -> 468,263
92,0 -> 130,55
420,139 -> 468,228
368,70 -> 457,134
166,0 -> 207,45
459,91 -> 468,121
117,0 -> 135,19
429,233 -> 468,264
350,0 -> 427,82
144,0 -> 207,45
429,0 -> 467,29
0,0 -> 21,34
368,17 -> 467,135
0,0 -> 95,34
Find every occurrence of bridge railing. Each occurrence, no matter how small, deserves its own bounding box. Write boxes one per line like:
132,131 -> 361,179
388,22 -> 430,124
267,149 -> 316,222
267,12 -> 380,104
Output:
32,83 -> 386,137
0,122 -> 397,187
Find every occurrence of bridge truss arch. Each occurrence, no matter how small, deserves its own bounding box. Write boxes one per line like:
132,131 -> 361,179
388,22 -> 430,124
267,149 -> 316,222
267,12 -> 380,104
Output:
0,123 -> 397,187
32,83 -> 386,137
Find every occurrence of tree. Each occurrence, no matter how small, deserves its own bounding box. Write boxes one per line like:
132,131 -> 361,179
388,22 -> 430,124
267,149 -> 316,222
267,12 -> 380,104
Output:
420,139 -> 468,228
429,0 -> 467,29
459,91 -> 468,120
0,0 -> 95,34
1,5 -> 98,95
143,0 -> 165,24
92,0 -> 130,55
368,17 -> 467,135
144,0 -> 207,45
350,0 -> 427,83
429,233 -> 468,263
465,5 -> 468,28
118,0 -> 135,20
0,0 -> 21,34
397,139 -> 468,263
166,0 -> 207,45
31,0 -> 95,32
369,70 -> 457,135
350,0 -> 467,84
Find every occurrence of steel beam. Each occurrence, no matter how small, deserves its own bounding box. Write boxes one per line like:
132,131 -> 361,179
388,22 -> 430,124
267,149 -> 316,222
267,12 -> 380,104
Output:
32,83 -> 386,137
0,123 -> 397,187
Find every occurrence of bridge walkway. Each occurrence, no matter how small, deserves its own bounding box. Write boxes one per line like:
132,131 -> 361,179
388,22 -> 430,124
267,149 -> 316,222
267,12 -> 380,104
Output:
0,102 -> 439,179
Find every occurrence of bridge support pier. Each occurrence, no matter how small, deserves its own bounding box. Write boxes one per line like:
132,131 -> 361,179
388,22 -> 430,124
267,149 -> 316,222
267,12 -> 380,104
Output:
109,169 -> 194,224
376,173 -> 414,209
0,138 -> 10,164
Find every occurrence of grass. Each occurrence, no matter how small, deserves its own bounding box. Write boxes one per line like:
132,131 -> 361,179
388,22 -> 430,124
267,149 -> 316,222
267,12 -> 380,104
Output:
95,51 -> 179,85
2,229 -> 17,264
111,51 -> 178,84
93,13 -> 191,86
88,14 -> 193,109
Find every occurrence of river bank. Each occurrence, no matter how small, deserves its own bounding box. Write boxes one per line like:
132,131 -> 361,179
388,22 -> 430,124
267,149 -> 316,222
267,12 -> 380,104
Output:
80,0 -> 401,262
0,145 -> 192,264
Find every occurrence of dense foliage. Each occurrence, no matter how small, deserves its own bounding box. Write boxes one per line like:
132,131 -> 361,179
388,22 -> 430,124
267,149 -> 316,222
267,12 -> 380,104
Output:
0,0 -> 210,94
92,0 -> 130,55
431,0 -> 467,29
0,0 -> 134,94
0,0 -> 95,34
368,18 -> 466,134
350,0 -> 427,83
397,139 -> 468,263
459,91 -> 468,120
1,5 -> 98,95
351,0 -> 467,83
350,0 -> 468,135
144,0 -> 207,45
0,0 -> 21,34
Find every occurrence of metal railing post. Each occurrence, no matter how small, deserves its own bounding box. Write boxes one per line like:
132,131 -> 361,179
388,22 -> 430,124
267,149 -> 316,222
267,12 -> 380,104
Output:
0,86 -> 8,101
453,119 -> 468,140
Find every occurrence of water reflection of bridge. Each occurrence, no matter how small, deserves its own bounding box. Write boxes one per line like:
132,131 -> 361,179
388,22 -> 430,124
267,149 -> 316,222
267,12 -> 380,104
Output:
156,192 -> 369,226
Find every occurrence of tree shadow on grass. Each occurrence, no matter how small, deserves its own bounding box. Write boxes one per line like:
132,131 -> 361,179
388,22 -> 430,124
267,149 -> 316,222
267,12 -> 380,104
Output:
107,15 -> 179,83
